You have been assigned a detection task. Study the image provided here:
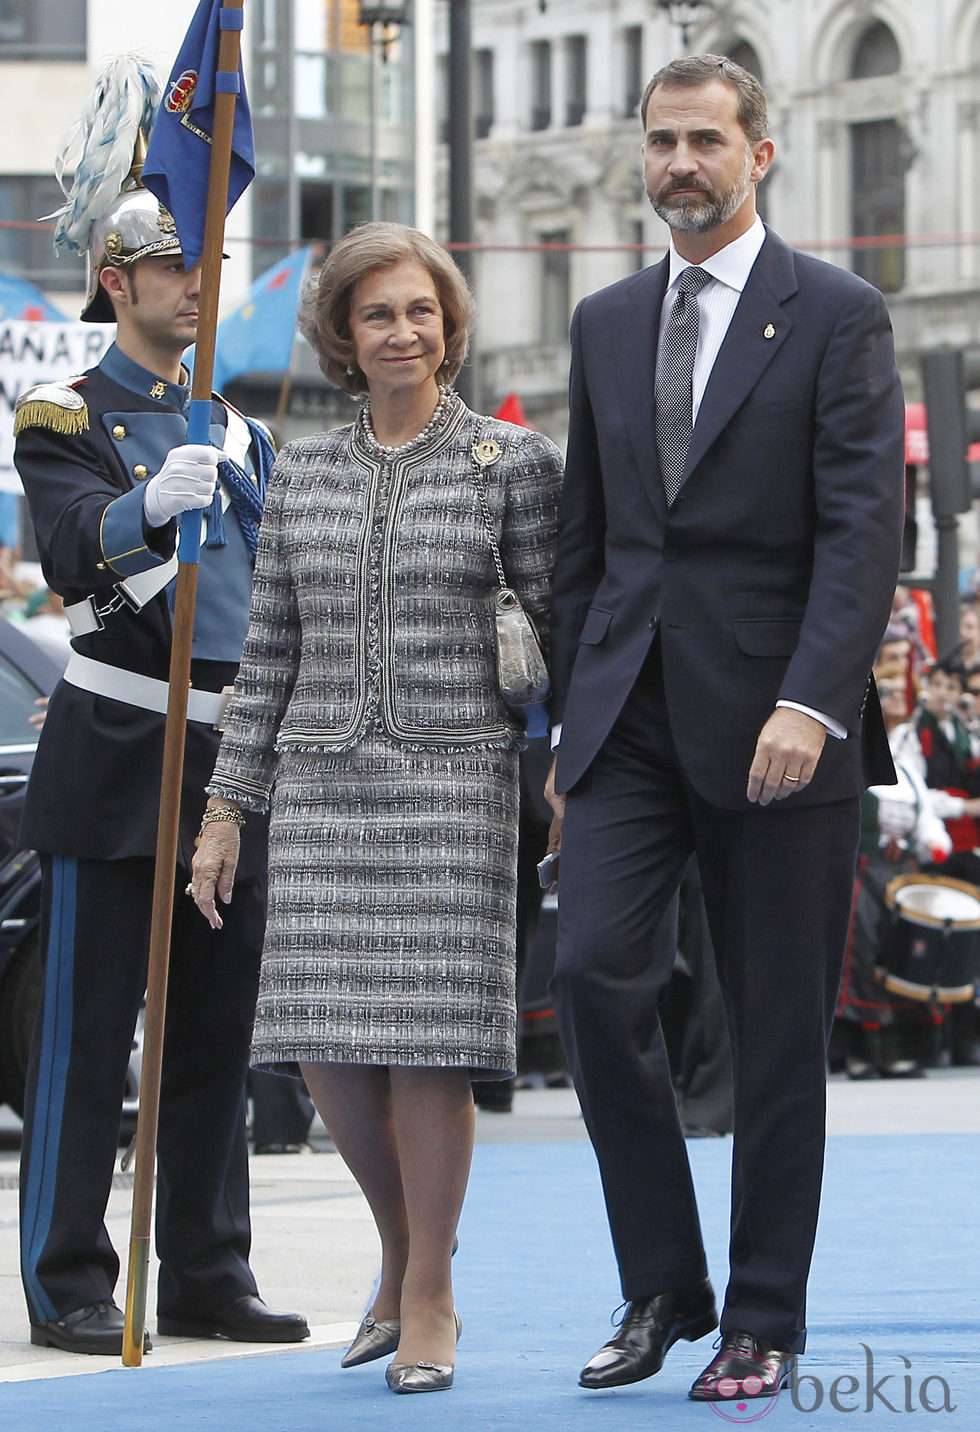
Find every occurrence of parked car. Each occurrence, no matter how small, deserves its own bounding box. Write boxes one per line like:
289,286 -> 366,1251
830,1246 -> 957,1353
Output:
0,616 -> 60,1116
0,617 -> 142,1129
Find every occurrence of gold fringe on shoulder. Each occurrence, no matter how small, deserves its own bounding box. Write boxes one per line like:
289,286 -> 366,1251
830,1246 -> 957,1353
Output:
14,399 -> 90,438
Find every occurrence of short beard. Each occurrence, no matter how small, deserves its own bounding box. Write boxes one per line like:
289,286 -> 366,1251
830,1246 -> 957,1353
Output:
648,148 -> 754,235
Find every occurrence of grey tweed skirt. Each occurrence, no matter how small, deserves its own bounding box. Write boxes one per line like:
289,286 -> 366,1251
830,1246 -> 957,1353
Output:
251,735 -> 520,1078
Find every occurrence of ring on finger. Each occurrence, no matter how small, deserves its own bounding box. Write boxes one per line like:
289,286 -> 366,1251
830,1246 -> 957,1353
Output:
782,774 -> 801,783
185,882 -> 196,896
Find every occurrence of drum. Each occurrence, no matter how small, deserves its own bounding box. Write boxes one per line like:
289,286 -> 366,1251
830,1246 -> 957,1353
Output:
878,873 -> 980,1003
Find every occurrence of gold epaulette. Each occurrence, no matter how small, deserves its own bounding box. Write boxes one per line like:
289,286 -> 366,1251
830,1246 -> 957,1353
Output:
13,382 -> 89,437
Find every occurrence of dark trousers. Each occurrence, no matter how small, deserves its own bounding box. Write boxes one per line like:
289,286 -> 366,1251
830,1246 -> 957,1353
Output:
20,854 -> 264,1324
249,1071 -> 314,1147
551,647 -> 859,1353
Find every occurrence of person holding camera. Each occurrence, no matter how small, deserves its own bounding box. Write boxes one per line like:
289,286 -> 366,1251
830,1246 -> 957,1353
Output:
190,223 -> 561,1394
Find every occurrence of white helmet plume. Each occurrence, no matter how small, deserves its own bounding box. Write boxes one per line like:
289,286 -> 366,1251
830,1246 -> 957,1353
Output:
47,53 -> 163,256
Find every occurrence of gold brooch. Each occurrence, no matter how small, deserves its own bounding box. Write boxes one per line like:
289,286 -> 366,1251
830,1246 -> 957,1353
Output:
474,439 -> 502,466
149,381 -> 167,400
763,323 -> 776,340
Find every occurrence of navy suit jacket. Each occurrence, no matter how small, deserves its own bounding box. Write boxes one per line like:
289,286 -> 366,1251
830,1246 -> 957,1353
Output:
16,364 -> 270,874
550,227 -> 906,809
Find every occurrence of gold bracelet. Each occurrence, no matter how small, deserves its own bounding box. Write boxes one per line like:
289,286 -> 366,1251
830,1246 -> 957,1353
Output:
195,805 -> 245,847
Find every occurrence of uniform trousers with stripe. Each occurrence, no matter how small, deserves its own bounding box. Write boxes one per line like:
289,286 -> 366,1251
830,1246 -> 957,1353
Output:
20,854 -> 264,1324
551,642 -> 859,1354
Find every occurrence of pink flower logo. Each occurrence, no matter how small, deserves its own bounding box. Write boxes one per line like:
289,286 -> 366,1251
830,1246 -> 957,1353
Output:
707,1351 -> 783,1422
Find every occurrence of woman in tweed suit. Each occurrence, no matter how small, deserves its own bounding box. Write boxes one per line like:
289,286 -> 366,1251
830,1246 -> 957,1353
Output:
190,224 -> 562,1392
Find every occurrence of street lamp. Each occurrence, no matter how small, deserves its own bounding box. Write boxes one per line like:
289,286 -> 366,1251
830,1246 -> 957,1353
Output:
358,1 -> 408,64
358,1 -> 409,27
655,1 -> 714,50
357,2 -> 412,221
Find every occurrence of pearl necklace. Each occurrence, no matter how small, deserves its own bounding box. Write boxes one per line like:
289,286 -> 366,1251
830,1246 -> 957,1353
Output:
359,386 -> 454,457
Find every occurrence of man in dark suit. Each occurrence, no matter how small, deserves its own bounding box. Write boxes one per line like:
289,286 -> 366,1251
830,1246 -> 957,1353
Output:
546,54 -> 905,1404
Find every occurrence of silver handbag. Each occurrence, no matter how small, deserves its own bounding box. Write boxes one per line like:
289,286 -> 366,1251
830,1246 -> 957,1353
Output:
473,438 -> 550,707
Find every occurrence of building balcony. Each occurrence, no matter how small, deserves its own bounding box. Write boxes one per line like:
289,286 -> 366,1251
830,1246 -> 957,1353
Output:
887,287 -> 980,361
479,341 -> 571,405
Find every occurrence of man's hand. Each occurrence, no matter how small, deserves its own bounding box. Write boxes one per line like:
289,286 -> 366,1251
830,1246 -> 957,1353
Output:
142,444 -> 222,527
747,708 -> 827,806
545,755 -> 565,854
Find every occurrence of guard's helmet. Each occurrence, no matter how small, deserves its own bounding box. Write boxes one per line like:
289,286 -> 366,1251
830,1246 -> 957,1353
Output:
81,184 -> 182,323
46,53 -> 171,322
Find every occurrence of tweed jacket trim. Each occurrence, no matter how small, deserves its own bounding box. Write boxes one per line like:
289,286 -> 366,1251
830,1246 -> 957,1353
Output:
208,397 -> 562,809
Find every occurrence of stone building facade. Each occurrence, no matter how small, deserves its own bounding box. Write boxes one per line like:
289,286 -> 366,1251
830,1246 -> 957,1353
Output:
438,0 -> 980,453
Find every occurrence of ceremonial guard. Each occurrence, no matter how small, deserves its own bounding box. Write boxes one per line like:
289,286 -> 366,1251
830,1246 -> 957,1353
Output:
14,57 -> 308,1355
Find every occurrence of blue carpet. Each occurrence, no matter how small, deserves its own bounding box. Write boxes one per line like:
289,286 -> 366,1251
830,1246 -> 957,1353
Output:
6,1135 -> 978,1431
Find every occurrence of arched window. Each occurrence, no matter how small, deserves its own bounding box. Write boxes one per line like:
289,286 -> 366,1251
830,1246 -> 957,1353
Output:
847,22 -> 905,292
726,39 -> 763,81
850,121 -> 906,293
850,20 -> 901,79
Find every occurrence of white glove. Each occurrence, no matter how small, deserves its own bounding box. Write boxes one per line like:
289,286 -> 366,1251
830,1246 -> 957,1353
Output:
876,798 -> 916,840
142,444 -> 221,527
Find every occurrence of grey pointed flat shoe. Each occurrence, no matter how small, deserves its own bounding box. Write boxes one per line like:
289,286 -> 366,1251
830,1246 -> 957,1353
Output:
341,1313 -> 401,1368
385,1360 -> 454,1393
384,1310 -> 461,1393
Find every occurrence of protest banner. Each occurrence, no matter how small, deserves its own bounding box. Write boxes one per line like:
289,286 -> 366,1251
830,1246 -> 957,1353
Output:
0,319 -> 114,489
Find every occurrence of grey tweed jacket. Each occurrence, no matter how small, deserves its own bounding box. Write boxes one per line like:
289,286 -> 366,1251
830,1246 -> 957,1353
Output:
210,397 -> 563,809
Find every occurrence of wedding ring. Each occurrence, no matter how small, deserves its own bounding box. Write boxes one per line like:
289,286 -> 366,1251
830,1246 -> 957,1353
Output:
782,774 -> 800,782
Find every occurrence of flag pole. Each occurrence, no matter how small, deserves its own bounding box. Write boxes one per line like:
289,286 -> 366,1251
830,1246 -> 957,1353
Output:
122,0 -> 246,1367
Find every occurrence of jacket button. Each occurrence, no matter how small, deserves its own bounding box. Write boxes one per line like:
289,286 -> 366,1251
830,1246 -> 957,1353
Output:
663,547 -> 677,561
112,424 -> 126,439
133,464 -> 148,479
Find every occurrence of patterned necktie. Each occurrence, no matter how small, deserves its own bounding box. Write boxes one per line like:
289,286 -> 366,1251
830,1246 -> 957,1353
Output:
655,265 -> 712,505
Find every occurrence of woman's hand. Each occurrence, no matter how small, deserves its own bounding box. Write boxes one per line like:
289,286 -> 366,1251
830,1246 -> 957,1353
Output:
188,807 -> 242,930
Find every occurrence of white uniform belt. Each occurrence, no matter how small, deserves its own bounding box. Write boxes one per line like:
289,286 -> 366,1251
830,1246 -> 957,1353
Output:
63,651 -> 232,728
64,554 -> 181,638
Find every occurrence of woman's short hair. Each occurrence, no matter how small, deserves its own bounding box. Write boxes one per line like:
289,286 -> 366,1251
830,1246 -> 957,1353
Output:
299,222 -> 476,395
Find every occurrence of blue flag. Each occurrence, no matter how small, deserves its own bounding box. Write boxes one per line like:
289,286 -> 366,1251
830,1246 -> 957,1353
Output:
142,0 -> 254,271
0,273 -> 66,322
208,246 -> 313,389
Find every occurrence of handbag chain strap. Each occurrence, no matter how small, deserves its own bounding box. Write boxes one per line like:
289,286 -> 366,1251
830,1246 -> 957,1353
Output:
475,476 -> 509,590
472,436 -> 509,590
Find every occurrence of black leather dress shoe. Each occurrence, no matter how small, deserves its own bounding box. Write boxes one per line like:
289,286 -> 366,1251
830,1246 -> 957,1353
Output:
31,1300 -> 152,1356
579,1278 -> 717,1389
157,1294 -> 309,1342
689,1330 -> 796,1401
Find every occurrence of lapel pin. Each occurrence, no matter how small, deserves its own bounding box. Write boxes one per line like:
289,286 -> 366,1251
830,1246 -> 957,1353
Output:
763,323 -> 776,340
474,439 -> 502,466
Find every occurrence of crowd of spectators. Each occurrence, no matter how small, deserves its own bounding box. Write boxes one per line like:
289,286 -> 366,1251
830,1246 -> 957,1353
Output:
833,587 -> 980,1078
0,494 -> 70,663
